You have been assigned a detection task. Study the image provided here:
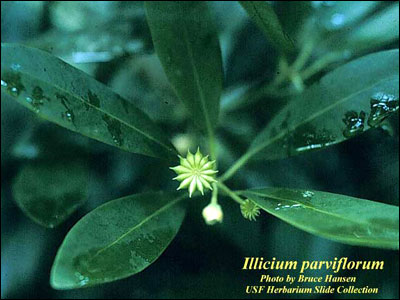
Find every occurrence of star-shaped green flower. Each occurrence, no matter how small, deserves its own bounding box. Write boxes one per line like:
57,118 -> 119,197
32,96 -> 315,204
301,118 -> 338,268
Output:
170,148 -> 218,197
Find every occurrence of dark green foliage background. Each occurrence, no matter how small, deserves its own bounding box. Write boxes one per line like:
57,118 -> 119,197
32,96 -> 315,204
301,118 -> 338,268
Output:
1,1 -> 398,299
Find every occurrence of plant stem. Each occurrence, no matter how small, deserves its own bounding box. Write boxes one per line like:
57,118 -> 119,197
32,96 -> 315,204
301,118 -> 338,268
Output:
217,42 -> 321,183
291,40 -> 314,72
272,55 -> 289,86
211,183 -> 218,204
289,73 -> 304,92
217,182 -> 245,205
300,52 -> 346,81
219,148 -> 257,182
220,43 -> 315,113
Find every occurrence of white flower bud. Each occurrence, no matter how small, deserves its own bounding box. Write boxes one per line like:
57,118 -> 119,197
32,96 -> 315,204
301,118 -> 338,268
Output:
202,203 -> 223,225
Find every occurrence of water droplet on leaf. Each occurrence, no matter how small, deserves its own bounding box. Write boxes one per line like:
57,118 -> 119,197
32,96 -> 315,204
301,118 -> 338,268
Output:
56,93 -> 75,125
86,91 -> 100,110
32,86 -> 51,103
368,92 -> 399,127
275,203 -> 303,211
1,71 -> 25,97
65,111 -> 73,122
302,191 -> 315,198
25,96 -> 42,113
102,114 -> 123,146
352,227 -> 372,239
11,63 -> 21,71
290,124 -> 336,154
342,110 -> 366,138
74,272 -> 90,287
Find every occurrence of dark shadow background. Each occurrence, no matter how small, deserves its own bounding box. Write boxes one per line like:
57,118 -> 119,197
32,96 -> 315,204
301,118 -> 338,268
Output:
1,1 -> 399,299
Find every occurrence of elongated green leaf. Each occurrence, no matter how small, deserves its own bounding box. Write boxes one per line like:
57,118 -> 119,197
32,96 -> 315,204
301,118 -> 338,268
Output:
1,43 -> 177,160
275,1 -> 313,46
239,1 -> 294,53
249,49 -> 399,161
298,2 -> 383,58
343,3 -> 399,53
241,188 -> 399,249
321,3 -> 399,55
316,1 -> 379,32
13,161 -> 88,228
50,192 -> 186,289
145,1 -> 222,131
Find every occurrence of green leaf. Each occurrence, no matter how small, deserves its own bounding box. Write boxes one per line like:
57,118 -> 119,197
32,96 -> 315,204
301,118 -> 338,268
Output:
241,188 -> 399,249
239,1 -> 294,54
341,3 -> 399,53
298,1 -> 379,47
50,191 -> 186,289
1,43 -> 177,160
249,49 -> 399,161
320,3 -> 399,55
28,25 -> 151,64
275,1 -> 313,46
12,161 -> 88,228
145,1 -> 222,131
27,2 -> 152,64
316,1 -> 379,32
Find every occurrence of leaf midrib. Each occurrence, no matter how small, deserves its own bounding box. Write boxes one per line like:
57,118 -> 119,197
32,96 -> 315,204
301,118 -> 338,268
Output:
3,64 -> 175,154
243,191 -> 398,247
265,208 -> 397,247
249,3 -> 280,42
90,194 -> 186,260
182,22 -> 214,136
243,190 -> 399,230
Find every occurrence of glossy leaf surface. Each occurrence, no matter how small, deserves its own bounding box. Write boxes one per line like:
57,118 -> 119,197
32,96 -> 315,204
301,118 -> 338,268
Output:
249,50 -> 399,160
239,1 -> 294,53
51,192 -> 186,289
1,43 -> 177,160
241,188 -> 399,249
145,2 -> 223,131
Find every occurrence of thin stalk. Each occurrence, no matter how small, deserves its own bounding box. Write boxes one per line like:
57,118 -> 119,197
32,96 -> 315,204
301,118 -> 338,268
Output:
291,40 -> 314,72
219,147 -> 257,182
272,55 -> 289,86
220,127 -> 287,182
289,73 -> 304,92
211,183 -> 218,204
301,52 -> 346,81
217,182 -> 245,205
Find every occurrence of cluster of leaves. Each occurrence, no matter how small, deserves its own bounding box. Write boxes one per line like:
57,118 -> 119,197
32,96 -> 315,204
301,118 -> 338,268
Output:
1,1 -> 399,290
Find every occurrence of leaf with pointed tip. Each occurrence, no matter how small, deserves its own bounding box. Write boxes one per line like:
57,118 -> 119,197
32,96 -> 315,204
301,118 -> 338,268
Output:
12,161 -> 88,228
145,1 -> 222,131
248,49 -> 399,161
1,43 -> 177,160
239,1 -> 294,54
241,188 -> 399,249
50,192 -> 186,289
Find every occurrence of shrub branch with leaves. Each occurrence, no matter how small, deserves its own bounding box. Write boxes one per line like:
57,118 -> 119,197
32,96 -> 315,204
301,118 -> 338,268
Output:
1,1 -> 399,290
